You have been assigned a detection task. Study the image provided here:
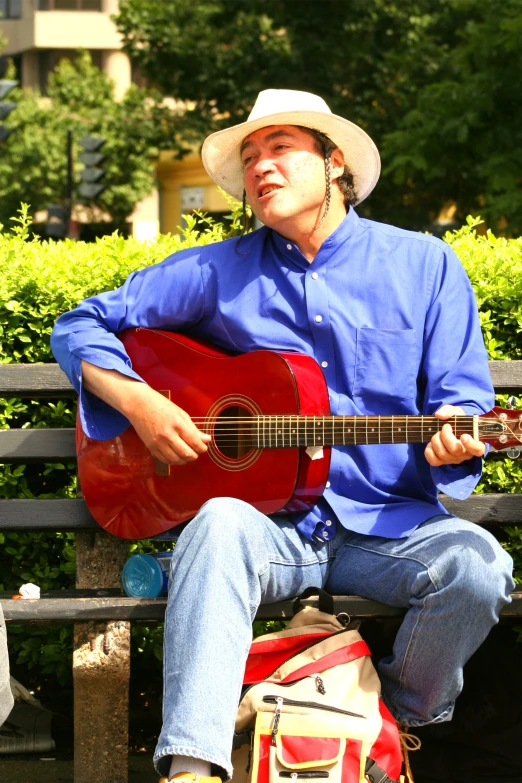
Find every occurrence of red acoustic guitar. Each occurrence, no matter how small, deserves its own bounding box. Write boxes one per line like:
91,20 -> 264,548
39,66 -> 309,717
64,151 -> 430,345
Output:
76,328 -> 522,539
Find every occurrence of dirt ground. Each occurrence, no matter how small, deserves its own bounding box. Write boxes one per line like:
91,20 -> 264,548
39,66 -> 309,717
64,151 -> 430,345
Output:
0,752 -> 158,783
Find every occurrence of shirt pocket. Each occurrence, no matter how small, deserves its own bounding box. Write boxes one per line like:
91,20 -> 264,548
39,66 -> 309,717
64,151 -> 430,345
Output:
353,327 -> 417,401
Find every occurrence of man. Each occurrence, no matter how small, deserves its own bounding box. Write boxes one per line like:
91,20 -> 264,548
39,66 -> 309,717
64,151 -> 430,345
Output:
51,90 -> 514,782
0,604 -> 13,727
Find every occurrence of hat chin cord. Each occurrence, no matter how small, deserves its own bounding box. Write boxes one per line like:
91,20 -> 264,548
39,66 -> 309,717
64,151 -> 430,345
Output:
315,154 -> 332,230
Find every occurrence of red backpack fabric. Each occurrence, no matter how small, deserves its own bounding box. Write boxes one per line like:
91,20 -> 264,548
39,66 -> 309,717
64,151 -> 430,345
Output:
232,589 -> 404,783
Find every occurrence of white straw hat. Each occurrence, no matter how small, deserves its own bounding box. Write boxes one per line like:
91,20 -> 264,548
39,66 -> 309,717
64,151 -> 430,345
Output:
201,89 -> 380,205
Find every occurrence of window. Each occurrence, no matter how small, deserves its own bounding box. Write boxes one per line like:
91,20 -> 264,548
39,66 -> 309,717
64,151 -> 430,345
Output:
0,0 -> 22,18
37,0 -> 102,9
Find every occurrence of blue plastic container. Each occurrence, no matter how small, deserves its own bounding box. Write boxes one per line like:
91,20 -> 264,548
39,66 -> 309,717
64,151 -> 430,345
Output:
121,552 -> 174,597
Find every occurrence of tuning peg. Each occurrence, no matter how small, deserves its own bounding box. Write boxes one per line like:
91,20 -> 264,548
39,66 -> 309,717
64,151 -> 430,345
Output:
506,396 -> 517,409
506,448 -> 521,459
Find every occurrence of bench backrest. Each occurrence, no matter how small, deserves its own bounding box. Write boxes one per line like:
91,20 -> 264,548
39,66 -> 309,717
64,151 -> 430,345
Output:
0,361 -> 521,532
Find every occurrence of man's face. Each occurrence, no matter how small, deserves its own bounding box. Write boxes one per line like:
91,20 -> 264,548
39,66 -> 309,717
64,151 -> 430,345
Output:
241,125 -> 328,231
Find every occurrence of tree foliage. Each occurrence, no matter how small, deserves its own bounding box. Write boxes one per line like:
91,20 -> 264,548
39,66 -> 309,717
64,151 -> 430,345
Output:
0,51 -> 196,230
115,0 -> 522,232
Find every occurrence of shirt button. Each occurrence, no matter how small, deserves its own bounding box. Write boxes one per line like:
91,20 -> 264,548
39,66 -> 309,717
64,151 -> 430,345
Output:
326,481 -> 331,488
325,520 -> 332,527
323,531 -> 329,538
286,243 -> 292,250
315,315 -> 323,323
311,272 -> 318,279
321,361 -> 328,368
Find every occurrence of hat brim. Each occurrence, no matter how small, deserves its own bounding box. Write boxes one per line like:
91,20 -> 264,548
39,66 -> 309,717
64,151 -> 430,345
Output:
201,109 -> 380,205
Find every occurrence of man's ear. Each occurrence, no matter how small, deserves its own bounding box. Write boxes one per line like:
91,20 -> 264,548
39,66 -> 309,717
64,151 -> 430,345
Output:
330,147 -> 345,180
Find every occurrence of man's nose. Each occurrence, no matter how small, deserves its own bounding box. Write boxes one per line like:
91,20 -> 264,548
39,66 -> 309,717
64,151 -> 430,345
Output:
253,154 -> 276,177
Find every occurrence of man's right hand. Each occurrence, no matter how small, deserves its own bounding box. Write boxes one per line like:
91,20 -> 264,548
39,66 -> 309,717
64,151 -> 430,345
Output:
81,360 -> 211,465
128,388 -> 211,465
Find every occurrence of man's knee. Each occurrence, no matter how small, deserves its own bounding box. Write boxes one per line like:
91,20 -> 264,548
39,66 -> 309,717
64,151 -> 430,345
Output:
433,523 -> 514,610
175,497 -> 265,557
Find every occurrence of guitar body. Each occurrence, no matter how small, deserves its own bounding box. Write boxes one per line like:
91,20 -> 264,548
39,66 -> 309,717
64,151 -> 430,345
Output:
77,328 -> 331,539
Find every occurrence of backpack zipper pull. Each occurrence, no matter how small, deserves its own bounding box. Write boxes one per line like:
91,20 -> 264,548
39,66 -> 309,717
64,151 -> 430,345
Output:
271,696 -> 284,746
308,674 -> 326,694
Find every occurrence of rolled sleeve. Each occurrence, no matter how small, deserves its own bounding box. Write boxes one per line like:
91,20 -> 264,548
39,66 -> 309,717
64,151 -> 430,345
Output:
51,249 -> 206,440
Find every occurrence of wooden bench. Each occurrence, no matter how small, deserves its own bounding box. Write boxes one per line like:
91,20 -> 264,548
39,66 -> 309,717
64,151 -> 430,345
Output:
1,360 -> 521,783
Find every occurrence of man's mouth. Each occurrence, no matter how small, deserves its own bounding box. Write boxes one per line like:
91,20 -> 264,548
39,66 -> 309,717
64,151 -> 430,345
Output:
258,184 -> 282,199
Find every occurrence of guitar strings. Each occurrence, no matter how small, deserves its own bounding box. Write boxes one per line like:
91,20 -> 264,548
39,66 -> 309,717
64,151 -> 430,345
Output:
168,413 -> 520,443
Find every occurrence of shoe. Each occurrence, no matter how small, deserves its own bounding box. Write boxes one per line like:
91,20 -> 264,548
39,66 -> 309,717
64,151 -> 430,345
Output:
160,773 -> 222,783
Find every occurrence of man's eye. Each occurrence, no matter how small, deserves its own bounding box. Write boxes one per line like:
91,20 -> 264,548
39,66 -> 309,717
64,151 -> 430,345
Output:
242,156 -> 253,166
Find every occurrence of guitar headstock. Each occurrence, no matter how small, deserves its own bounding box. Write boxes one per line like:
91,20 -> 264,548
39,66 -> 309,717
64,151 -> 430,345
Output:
478,406 -> 522,450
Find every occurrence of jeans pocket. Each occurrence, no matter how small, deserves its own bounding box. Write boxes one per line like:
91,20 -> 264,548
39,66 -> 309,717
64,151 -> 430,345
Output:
353,327 -> 417,401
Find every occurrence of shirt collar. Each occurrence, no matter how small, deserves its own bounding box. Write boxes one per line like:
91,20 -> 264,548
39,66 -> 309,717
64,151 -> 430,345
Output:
270,207 -> 360,268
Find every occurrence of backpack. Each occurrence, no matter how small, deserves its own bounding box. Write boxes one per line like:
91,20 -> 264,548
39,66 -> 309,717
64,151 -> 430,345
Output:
232,588 -> 406,783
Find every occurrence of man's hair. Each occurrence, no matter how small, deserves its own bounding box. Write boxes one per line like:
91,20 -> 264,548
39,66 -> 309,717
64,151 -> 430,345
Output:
298,126 -> 358,210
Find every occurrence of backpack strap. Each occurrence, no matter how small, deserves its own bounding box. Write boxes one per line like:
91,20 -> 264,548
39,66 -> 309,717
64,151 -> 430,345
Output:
365,757 -> 400,783
293,587 -> 335,616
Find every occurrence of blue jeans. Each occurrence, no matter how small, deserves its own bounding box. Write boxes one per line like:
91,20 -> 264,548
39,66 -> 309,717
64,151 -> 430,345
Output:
154,498 -> 514,779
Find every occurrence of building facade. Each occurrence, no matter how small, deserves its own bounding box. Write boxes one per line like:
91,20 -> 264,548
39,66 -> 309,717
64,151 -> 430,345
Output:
0,0 -> 229,238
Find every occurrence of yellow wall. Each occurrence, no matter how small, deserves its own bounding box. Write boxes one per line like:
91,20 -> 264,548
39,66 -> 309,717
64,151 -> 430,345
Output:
157,150 -> 231,235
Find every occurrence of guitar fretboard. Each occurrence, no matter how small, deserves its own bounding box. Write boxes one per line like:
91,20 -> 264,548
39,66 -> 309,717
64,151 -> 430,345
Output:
245,415 -> 479,448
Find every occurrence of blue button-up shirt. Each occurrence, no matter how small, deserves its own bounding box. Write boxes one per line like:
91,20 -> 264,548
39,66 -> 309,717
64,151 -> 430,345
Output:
51,208 -> 494,541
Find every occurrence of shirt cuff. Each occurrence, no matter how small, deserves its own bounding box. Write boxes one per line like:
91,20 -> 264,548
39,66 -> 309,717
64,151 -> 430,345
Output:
71,353 -> 144,441
432,455 -> 483,500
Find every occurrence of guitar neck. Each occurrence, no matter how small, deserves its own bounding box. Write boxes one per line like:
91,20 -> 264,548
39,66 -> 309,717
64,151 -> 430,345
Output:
250,415 -> 478,448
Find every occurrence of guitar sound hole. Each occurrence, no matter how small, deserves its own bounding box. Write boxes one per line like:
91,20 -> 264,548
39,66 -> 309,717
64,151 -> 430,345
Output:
213,405 -> 253,459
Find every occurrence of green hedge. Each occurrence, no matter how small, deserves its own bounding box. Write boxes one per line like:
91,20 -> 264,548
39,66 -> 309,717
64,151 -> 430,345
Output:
0,207 -> 520,683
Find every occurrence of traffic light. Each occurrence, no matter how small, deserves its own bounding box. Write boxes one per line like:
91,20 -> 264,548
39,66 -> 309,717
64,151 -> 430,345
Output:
0,80 -> 18,142
78,135 -> 106,199
45,204 -> 69,240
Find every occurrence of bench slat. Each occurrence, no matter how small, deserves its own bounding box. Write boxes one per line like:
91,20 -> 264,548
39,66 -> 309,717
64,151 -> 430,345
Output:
0,360 -> 521,398
1,428 -> 521,464
0,428 -> 76,461
1,591 -> 520,622
0,364 -> 74,397
0,498 -> 97,529
488,359 -> 522,392
2,432 -> 522,466
0,494 -> 519,531
441,494 -> 522,525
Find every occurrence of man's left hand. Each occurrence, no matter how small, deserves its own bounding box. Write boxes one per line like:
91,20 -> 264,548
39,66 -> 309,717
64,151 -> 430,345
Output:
424,404 -> 485,467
